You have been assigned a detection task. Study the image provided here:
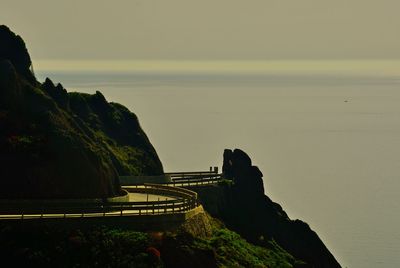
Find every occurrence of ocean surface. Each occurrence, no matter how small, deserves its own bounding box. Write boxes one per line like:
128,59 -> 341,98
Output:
36,60 -> 400,268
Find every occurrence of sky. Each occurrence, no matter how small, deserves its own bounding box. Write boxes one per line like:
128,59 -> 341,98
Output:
1,0 -> 400,60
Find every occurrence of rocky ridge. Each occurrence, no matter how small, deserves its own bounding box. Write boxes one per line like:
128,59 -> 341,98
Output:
0,25 -> 163,198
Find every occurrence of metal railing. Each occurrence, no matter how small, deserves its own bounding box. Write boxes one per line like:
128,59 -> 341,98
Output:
119,167 -> 225,187
165,167 -> 224,187
0,184 -> 199,220
167,173 -> 224,187
0,168 -> 230,220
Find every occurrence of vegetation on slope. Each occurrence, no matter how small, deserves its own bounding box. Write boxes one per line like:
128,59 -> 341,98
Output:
0,225 -> 162,268
0,221 -> 299,268
193,229 -> 297,268
0,25 -> 163,198
161,218 -> 300,268
67,90 -> 163,176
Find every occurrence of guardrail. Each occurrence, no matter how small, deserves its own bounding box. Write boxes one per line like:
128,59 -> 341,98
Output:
166,173 -> 224,187
0,169 -> 228,221
165,167 -> 223,186
165,171 -> 218,176
166,166 -> 218,177
124,183 -> 198,206
119,167 -> 225,187
0,184 -> 199,220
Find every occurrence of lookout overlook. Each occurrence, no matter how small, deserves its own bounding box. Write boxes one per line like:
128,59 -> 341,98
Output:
0,168 -> 223,230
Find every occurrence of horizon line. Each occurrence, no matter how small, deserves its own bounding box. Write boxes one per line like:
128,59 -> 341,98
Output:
33,59 -> 400,77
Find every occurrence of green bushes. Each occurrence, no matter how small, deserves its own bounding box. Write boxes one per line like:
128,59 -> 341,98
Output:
192,228 -> 298,268
0,225 -> 163,268
0,222 -> 302,268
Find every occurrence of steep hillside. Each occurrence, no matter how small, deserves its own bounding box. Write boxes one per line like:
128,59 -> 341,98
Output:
0,25 -> 163,198
190,149 -> 341,268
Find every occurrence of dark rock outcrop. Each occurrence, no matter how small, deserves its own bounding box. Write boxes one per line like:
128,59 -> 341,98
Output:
41,78 -> 69,110
223,148 -> 265,196
0,25 -> 35,82
0,25 -> 163,198
193,149 -> 341,268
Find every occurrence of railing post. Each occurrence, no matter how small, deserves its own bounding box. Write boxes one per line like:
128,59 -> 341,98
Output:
152,203 -> 155,214
120,204 -> 123,216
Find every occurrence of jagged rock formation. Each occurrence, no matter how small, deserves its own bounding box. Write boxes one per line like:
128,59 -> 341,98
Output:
0,25 -> 163,198
0,25 -> 35,82
193,149 -> 341,268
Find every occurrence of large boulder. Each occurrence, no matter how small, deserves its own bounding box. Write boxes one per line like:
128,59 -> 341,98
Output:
223,148 -> 264,196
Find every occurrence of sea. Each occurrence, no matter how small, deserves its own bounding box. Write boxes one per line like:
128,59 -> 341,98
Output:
36,60 -> 400,268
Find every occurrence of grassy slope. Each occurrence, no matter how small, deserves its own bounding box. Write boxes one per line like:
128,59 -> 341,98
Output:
193,228 -> 298,268
0,222 -> 299,268
68,90 -> 163,176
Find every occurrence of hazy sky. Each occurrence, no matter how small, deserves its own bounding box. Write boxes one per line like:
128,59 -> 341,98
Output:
2,0 -> 400,60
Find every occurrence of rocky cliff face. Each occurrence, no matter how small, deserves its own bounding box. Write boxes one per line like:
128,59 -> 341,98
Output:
192,149 -> 341,268
0,25 -> 163,198
0,26 -> 35,83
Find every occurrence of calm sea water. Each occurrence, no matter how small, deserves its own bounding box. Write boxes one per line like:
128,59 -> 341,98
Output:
37,63 -> 400,268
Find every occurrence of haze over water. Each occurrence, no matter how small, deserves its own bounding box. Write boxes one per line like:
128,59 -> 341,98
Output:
37,60 -> 400,268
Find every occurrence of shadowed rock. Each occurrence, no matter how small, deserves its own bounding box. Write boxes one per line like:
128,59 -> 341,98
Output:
0,25 -> 35,82
0,26 -> 163,198
41,78 -> 69,109
223,148 -> 264,196
198,148 -> 341,267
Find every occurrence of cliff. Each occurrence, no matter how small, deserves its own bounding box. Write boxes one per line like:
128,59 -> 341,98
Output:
190,149 -> 341,268
0,25 -> 163,198
0,25 -> 340,267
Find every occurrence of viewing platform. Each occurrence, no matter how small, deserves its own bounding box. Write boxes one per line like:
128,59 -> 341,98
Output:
0,168 -> 228,230
120,167 -> 223,187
